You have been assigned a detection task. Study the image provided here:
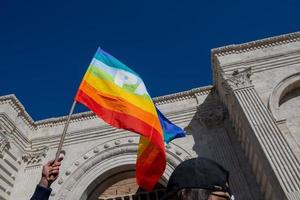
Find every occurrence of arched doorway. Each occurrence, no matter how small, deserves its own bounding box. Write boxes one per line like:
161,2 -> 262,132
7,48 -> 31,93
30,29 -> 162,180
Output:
55,137 -> 191,200
87,165 -> 166,200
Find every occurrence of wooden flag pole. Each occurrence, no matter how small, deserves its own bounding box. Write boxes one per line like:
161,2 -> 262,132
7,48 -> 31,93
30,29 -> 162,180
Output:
55,100 -> 77,160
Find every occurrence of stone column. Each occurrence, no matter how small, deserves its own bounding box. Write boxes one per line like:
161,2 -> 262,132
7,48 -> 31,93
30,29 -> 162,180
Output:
218,68 -> 300,200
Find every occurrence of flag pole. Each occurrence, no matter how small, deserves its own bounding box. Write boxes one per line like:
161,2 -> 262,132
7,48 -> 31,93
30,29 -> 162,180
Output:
55,100 -> 76,160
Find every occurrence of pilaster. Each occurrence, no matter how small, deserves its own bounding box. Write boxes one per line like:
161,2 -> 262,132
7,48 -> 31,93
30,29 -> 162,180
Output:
216,66 -> 300,200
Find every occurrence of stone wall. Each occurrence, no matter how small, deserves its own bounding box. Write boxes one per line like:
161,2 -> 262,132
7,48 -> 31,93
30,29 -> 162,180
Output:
2,32 -> 300,200
0,85 -> 261,200
212,31 -> 300,200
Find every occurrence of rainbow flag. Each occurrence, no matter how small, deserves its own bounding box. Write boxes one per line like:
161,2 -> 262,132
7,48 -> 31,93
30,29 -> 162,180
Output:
75,47 -> 166,191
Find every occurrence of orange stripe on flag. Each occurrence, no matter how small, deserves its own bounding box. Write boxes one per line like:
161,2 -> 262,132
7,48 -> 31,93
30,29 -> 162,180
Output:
76,90 -> 163,140
79,71 -> 156,115
78,81 -> 163,135
75,48 -> 166,191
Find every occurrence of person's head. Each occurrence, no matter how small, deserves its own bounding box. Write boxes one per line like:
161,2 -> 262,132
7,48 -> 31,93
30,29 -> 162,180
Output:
163,157 -> 233,200
166,188 -> 231,200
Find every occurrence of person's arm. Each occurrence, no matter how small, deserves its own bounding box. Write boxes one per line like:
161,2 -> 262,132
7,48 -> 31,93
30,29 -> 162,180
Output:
30,185 -> 52,200
30,156 -> 63,200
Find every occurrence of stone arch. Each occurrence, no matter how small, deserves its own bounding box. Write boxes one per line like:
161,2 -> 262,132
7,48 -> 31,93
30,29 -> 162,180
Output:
268,72 -> 300,121
53,136 -> 192,200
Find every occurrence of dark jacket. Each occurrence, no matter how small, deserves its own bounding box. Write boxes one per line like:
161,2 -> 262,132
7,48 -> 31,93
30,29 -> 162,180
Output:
30,185 -> 52,200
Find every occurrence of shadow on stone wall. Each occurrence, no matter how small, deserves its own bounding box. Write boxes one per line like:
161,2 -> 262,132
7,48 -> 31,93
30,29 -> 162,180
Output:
185,89 -> 225,159
184,89 -> 263,200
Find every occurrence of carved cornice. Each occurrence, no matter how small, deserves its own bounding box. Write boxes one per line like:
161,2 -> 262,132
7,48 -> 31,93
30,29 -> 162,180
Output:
154,86 -> 212,105
0,94 -> 35,129
0,86 -> 212,130
22,146 -> 49,166
35,111 -> 96,128
212,31 -> 300,57
224,67 -> 253,91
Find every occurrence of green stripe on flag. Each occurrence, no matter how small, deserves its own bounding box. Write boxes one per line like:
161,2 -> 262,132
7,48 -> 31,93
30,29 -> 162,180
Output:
95,50 -> 141,78
88,65 -> 114,82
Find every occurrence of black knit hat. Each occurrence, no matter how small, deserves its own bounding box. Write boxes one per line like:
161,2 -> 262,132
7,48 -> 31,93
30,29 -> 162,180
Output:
165,157 -> 230,197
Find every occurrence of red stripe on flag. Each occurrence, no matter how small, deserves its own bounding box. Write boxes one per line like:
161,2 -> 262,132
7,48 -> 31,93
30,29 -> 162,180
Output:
76,90 -> 164,147
76,90 -> 166,190
136,136 -> 166,191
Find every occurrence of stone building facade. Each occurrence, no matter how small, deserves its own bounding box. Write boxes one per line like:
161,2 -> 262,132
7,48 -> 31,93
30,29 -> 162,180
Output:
1,32 -> 300,200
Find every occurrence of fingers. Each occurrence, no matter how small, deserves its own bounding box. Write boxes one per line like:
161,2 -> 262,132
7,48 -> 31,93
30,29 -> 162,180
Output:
58,155 -> 64,162
50,169 -> 59,175
48,168 -> 60,180
49,169 -> 60,181
47,159 -> 55,166
52,162 -> 61,167
48,165 -> 60,175
50,155 -> 64,166
49,158 -> 63,167
43,156 -> 64,183
50,166 -> 60,171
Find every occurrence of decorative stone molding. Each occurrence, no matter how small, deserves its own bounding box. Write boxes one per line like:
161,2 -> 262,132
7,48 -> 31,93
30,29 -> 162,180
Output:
154,86 -> 212,105
0,86 -> 211,132
0,130 -> 10,158
225,67 -> 253,91
54,136 -> 192,200
35,111 -> 97,129
224,84 -> 300,198
165,142 -> 192,165
22,146 -> 49,165
212,31 -> 300,57
0,94 -> 35,129
268,72 -> 300,121
197,107 -> 224,128
58,178 -> 64,185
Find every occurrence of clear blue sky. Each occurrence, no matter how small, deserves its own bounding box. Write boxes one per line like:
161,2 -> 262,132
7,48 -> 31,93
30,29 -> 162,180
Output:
1,0 -> 299,120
